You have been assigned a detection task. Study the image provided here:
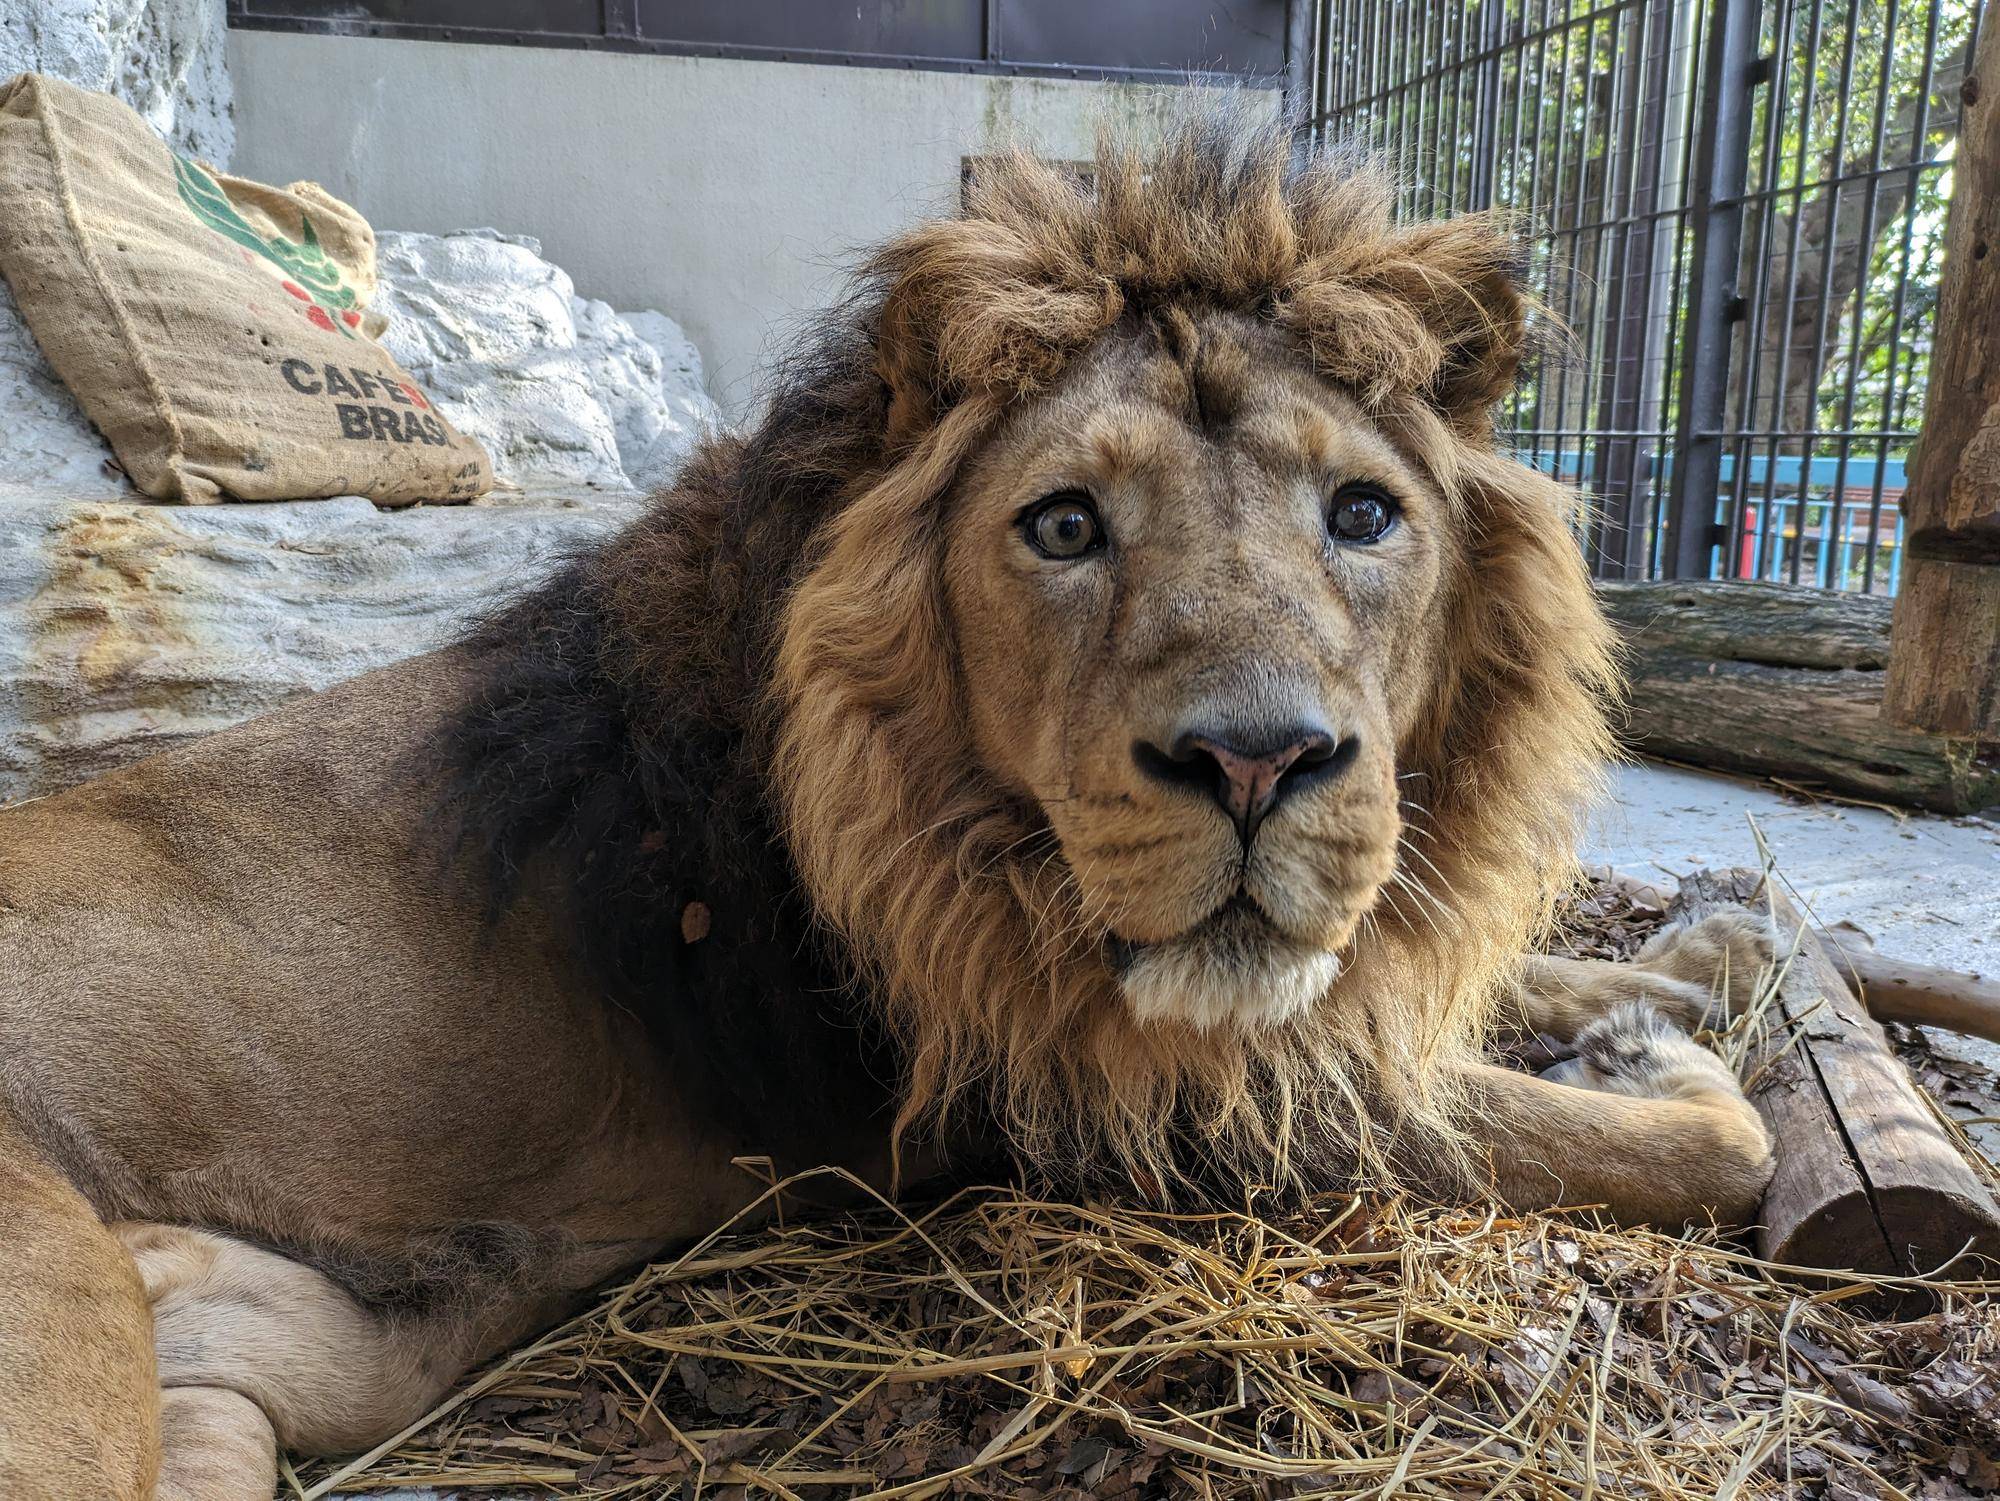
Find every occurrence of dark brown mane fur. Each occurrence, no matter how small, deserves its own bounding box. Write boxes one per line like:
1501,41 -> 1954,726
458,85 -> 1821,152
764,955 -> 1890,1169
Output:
435,313 -> 907,1150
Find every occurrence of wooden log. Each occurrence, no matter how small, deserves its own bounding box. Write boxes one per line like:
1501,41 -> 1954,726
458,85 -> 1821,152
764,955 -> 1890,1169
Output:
1674,867 -> 2000,1275
1593,868 -> 2000,1046
1818,923 -> 2000,1046
1599,577 -> 1892,670
1884,15 -> 2000,739
1599,580 -> 2000,814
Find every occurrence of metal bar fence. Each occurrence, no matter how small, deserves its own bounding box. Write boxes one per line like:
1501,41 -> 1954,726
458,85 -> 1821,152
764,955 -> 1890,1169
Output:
1303,0 -> 1980,594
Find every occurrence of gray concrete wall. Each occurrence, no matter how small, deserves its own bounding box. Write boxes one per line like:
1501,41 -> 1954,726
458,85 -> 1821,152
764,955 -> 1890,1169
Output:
227,33 -> 1261,416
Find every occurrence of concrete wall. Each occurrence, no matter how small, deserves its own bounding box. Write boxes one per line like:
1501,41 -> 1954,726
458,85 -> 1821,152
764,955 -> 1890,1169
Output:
228,33 -> 1266,416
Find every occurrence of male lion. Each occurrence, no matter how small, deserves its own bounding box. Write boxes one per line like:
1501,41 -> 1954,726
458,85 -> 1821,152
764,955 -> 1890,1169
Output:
8,114 -> 1975,1500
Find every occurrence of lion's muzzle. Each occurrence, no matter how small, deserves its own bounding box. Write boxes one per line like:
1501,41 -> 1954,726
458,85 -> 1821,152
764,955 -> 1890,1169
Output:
1131,720 -> 1359,848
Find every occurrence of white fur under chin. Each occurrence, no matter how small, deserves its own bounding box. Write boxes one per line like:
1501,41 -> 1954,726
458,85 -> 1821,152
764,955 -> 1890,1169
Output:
1121,942 -> 1343,1033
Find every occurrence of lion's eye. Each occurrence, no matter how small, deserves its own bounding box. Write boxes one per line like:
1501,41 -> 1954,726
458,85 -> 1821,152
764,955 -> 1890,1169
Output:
1328,484 -> 1398,545
1023,492 -> 1105,560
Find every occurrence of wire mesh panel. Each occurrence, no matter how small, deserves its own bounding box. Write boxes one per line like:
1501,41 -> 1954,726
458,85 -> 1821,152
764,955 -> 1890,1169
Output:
1727,0 -> 1978,592
1304,0 -> 1982,593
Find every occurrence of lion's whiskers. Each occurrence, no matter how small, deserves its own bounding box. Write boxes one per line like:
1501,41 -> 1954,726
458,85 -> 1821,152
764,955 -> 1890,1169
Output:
881,809 -> 978,870
1019,847 -> 1107,971
1391,805 -> 1477,952
1395,830 -> 1456,896
1397,796 -> 1438,829
966,822 -> 1060,883
1384,861 -> 1462,944
1044,881 -> 1113,968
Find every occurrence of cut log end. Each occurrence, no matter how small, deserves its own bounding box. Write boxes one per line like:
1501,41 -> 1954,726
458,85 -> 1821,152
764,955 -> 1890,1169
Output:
1672,868 -> 2000,1278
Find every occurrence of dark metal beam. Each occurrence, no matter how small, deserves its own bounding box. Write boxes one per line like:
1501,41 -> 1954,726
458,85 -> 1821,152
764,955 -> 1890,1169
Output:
225,7 -> 1286,86
1664,0 -> 1763,580
1284,0 -> 1316,121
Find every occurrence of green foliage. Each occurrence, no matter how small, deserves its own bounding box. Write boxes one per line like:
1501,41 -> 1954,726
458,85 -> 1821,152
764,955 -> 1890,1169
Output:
1326,0 -> 1975,453
1747,0 -> 1976,444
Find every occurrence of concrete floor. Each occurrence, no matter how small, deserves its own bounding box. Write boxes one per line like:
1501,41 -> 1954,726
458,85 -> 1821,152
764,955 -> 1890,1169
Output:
1585,759 -> 2000,1076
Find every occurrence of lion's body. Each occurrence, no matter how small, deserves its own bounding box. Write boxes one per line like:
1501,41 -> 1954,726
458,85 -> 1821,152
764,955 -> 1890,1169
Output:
0,648 -> 821,1278
0,113 -> 1824,1499
0,640 -> 917,1495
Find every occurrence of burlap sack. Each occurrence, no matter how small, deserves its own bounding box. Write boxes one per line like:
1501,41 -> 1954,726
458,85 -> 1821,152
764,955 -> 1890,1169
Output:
0,74 -> 492,505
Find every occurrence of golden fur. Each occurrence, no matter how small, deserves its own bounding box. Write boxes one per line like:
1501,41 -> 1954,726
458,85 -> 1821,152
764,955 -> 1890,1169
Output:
0,108 -> 1851,1498
774,114 -> 1618,1194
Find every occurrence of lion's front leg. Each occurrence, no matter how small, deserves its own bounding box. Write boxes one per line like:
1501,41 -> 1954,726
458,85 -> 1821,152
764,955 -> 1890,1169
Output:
1463,1000 -> 1774,1224
1511,908 -> 1774,1041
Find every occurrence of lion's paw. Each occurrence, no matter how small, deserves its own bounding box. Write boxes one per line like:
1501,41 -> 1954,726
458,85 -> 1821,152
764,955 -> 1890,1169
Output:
1541,1000 -> 1775,1217
1538,1001 -> 1776,1222
1542,1000 -> 1743,1102
1634,909 -> 1775,1029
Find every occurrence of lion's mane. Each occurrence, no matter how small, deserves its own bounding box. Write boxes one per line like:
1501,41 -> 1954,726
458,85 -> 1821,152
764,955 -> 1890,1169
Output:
446,107 -> 1618,1202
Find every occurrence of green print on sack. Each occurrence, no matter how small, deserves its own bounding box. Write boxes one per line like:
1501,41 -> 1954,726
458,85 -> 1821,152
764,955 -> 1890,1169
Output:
173,154 -> 361,337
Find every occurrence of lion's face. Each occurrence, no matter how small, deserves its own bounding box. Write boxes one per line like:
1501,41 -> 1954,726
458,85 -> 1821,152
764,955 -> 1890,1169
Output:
942,310 -> 1451,1033
773,120 -> 1617,1187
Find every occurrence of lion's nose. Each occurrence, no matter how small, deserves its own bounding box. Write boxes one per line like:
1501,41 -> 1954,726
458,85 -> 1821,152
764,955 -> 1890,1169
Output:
1133,724 -> 1357,845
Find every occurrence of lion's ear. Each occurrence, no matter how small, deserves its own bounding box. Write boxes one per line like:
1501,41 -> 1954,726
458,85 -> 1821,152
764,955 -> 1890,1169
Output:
870,215 -> 1124,452
1285,212 -> 1532,434
876,286 -> 939,452
1394,217 -> 1532,435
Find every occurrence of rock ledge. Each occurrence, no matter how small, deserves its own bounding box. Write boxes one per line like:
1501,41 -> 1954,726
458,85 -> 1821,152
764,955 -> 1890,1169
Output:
0,487 -> 643,801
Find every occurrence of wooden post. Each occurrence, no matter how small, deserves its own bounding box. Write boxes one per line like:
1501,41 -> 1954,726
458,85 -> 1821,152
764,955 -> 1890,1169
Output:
1884,19 -> 2000,739
1674,868 -> 2000,1276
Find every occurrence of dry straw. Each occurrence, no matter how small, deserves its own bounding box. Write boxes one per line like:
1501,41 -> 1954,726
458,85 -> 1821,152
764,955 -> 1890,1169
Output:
292,875 -> 1999,1499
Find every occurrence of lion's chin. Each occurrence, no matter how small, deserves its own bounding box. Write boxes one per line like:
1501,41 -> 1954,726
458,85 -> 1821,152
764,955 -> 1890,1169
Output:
1112,899 -> 1343,1034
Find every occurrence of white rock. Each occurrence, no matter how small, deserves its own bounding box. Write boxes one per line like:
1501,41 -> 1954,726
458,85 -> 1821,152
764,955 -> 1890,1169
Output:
620,309 -> 725,492
1,0 -> 233,501
0,0 -> 233,163
0,281 -> 130,499
373,229 -> 721,494
0,490 -> 647,801
375,230 -> 579,368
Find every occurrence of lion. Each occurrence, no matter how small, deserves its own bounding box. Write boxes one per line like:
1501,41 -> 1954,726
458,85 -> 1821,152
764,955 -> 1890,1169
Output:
5,111 -> 1992,1500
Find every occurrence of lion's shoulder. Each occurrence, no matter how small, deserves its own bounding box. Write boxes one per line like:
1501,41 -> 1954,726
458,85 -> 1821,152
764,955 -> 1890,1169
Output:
435,548 -> 900,1142
4,645 -> 479,879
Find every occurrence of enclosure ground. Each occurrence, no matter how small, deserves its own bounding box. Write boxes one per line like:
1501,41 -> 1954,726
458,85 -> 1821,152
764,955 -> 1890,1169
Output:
1588,759 -> 2000,1147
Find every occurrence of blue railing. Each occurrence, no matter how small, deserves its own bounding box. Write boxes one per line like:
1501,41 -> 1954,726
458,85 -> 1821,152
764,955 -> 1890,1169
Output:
1517,447 -> 1907,594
